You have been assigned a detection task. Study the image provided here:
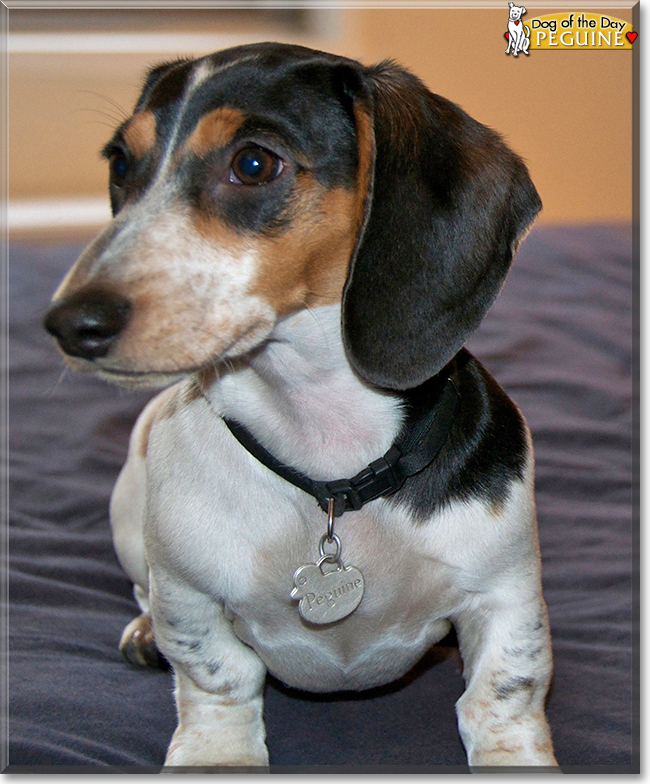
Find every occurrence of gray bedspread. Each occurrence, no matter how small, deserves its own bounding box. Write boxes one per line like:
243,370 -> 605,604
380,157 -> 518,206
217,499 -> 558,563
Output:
6,223 -> 637,772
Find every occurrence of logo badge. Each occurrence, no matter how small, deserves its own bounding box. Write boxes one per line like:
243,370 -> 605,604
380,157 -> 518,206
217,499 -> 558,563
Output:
507,8 -> 637,53
505,2 -> 531,57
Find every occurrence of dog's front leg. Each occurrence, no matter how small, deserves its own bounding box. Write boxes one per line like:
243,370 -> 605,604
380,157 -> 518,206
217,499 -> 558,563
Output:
454,592 -> 559,771
150,571 -> 269,771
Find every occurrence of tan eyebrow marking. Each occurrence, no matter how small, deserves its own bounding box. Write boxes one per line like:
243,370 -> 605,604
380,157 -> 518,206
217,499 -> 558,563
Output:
185,107 -> 247,157
123,111 -> 157,158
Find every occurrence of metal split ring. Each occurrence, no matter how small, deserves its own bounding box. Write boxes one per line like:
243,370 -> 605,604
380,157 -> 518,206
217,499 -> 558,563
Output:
318,532 -> 341,563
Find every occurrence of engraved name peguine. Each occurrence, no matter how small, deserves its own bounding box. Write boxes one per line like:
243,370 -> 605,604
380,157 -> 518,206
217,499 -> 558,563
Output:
291,562 -> 365,624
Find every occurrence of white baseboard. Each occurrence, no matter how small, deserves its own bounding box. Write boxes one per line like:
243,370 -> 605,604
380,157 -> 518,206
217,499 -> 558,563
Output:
9,32 -> 289,55
8,198 -> 111,230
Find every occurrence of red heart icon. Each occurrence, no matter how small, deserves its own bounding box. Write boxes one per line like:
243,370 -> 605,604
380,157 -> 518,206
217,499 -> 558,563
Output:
515,20 -> 520,25
504,31 -> 509,40
627,31 -> 637,44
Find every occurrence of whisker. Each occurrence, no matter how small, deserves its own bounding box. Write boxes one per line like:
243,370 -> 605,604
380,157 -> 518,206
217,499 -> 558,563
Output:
45,366 -> 70,398
80,118 -> 124,131
75,107 -> 126,128
77,90 -> 130,123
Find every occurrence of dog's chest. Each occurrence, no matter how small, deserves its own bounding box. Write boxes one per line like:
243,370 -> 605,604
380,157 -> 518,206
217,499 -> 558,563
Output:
225,504 -> 461,691
146,396 -> 470,691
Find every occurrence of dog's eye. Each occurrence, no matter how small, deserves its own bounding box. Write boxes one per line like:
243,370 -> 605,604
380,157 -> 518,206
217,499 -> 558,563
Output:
110,152 -> 129,186
229,147 -> 283,186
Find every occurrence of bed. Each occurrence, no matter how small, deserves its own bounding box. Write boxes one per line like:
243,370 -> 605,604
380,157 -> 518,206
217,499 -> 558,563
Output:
7,223 -> 637,772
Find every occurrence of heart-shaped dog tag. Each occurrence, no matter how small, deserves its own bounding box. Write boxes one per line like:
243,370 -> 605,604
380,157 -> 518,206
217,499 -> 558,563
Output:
291,559 -> 364,624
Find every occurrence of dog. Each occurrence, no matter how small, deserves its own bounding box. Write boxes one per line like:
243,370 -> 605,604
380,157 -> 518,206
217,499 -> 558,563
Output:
44,42 -> 558,770
506,3 -> 531,56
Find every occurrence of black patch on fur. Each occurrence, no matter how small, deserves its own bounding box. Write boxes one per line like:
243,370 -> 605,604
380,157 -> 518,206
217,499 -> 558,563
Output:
493,676 -> 537,701
398,350 -> 528,520
142,60 -> 195,115
204,661 -> 221,676
133,58 -> 192,113
172,637 -> 202,651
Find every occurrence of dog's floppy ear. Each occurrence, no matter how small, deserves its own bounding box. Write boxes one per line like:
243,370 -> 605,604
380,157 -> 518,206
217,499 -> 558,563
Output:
341,62 -> 541,390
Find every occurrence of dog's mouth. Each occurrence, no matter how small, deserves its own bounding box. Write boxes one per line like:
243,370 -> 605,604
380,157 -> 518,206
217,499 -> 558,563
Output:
94,366 -> 188,389
73,318 -> 275,389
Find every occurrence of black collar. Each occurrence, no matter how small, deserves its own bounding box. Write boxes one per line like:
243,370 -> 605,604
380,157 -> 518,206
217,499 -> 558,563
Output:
222,362 -> 460,518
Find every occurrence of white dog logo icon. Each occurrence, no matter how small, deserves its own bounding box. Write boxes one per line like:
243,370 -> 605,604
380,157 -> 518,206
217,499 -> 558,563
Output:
505,2 -> 531,56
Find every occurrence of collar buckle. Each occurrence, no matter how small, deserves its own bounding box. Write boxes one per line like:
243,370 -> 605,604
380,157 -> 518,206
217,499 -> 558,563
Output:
325,445 -> 404,516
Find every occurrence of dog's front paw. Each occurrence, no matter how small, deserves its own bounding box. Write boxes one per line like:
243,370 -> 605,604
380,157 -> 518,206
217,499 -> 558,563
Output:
119,613 -> 169,669
163,724 -> 269,772
465,725 -> 560,771
163,742 -> 269,772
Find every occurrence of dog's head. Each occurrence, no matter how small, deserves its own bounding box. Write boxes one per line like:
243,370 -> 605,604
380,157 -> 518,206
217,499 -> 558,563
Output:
509,3 -> 527,22
44,43 -> 541,390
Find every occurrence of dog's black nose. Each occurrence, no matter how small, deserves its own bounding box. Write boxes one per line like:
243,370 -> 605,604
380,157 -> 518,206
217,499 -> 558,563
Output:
44,290 -> 132,360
